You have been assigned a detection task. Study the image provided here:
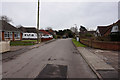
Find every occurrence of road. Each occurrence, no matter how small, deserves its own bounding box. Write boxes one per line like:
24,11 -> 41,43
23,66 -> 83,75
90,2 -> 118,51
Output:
2,39 -> 97,79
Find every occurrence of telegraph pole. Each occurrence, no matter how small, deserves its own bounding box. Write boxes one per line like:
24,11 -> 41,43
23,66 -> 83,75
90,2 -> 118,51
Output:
37,0 -> 40,43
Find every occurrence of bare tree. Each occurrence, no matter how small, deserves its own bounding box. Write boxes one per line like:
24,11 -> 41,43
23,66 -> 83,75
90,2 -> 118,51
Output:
45,27 -> 52,30
16,25 -> 23,28
0,15 -> 12,22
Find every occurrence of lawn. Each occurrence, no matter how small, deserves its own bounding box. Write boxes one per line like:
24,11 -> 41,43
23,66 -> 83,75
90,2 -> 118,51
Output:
10,40 -> 37,46
72,38 -> 86,47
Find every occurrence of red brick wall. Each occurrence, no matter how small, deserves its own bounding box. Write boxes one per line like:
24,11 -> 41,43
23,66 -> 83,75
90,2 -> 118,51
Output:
12,32 -> 15,41
41,38 -> 53,42
20,33 -> 22,40
2,31 -> 5,41
80,39 -> 120,51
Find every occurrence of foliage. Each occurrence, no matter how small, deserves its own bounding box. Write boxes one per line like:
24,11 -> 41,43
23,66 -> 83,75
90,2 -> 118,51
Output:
96,36 -> 111,41
0,15 -> 12,22
10,40 -> 37,46
110,32 -> 120,41
56,29 -> 75,38
45,27 -> 52,30
85,33 -> 93,37
72,39 -> 86,47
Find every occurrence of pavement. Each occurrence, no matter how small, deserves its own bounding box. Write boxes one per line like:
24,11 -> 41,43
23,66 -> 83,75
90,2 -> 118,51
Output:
2,38 -> 98,79
77,47 -> 118,79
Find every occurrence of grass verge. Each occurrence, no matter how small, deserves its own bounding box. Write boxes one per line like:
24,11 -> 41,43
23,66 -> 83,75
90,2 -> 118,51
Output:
72,38 -> 86,47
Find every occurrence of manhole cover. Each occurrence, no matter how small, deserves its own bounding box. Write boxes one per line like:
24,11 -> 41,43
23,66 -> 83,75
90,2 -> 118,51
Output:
35,64 -> 67,78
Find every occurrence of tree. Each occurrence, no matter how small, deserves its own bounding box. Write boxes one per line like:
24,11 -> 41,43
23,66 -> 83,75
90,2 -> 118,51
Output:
70,26 -> 78,35
45,27 -> 52,30
16,25 -> 23,28
0,15 -> 12,22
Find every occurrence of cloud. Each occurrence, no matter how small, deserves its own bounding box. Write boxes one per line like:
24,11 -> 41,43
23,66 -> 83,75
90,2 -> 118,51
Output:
1,1 -> 118,30
40,2 -> 118,30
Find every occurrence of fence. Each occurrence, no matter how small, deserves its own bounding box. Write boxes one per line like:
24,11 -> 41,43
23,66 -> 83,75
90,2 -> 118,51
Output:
80,39 -> 120,51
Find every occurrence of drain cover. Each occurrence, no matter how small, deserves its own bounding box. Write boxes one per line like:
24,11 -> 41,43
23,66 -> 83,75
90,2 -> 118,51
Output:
36,64 -> 67,78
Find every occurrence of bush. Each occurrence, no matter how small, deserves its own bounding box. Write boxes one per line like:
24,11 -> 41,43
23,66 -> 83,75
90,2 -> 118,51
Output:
10,40 -> 36,46
110,32 -> 120,41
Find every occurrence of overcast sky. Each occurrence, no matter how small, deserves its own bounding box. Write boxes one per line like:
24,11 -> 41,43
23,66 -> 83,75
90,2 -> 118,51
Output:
1,0 -> 119,30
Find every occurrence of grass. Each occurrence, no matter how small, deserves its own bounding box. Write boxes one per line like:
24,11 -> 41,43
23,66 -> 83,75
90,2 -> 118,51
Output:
10,40 -> 37,46
72,38 -> 86,47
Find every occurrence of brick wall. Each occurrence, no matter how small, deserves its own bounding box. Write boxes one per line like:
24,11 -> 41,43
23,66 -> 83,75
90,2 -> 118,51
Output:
41,38 -> 53,42
80,39 -> 120,51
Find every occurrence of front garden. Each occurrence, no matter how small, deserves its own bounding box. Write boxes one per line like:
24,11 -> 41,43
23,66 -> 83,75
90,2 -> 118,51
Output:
10,40 -> 37,46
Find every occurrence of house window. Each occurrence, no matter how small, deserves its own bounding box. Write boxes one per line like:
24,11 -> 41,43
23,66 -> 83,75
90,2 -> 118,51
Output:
111,26 -> 118,32
14,32 -> 20,38
4,31 -> 12,38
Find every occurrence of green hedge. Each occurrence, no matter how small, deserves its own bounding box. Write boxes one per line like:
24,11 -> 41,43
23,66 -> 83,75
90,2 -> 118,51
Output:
10,40 -> 36,46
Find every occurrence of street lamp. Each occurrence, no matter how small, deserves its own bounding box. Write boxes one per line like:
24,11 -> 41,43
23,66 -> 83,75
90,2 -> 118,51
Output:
37,0 -> 40,43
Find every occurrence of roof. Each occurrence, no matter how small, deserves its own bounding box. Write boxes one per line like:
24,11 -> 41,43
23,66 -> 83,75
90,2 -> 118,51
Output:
115,19 -> 120,31
97,19 -> 120,36
18,27 -> 38,33
39,29 -> 50,35
97,26 -> 108,36
0,20 -> 21,32
80,26 -> 87,32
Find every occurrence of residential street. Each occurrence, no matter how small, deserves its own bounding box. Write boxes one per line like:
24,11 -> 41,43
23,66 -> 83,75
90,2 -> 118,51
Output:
2,39 -> 97,79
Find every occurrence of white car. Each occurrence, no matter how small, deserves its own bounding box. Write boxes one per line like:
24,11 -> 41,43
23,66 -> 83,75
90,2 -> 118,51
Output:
41,34 -> 53,38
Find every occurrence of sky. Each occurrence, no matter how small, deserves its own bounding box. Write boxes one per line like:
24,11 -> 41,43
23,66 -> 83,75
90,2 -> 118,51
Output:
0,0 -> 120,30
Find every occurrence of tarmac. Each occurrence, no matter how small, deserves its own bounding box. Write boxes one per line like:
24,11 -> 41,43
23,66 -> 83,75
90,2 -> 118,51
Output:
2,39 -> 56,62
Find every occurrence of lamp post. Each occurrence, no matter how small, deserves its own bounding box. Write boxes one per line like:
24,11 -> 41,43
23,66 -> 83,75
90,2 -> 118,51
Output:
37,0 -> 40,43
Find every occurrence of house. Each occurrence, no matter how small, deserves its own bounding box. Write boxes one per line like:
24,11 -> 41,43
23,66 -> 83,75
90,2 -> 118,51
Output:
0,20 -> 22,41
39,29 -> 53,38
18,27 -> 40,40
39,29 -> 50,36
96,26 -> 108,36
79,26 -> 87,33
79,26 -> 96,37
96,20 -> 120,37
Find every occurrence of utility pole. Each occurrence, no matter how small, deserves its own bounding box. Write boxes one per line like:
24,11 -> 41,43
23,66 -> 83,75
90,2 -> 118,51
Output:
37,0 -> 40,43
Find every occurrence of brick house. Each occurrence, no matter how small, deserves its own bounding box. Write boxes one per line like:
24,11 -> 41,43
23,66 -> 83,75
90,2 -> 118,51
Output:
0,20 -> 22,41
96,20 -> 120,37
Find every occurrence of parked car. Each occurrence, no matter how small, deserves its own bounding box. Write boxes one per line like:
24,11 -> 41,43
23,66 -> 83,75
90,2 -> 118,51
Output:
41,34 -> 53,38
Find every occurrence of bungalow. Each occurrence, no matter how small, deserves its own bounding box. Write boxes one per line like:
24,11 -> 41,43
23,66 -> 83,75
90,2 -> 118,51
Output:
18,27 -> 40,40
39,29 -> 53,38
0,20 -> 22,41
96,20 -> 120,37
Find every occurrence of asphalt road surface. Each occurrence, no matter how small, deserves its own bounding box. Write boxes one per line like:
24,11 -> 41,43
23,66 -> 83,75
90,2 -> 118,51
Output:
2,39 -> 97,79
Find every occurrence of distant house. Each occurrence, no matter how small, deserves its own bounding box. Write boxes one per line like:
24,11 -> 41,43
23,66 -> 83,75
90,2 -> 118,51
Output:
46,29 -> 56,36
0,20 -> 22,41
79,26 -> 96,37
39,29 -> 50,36
79,26 -> 87,33
39,29 -> 53,38
96,20 -> 120,37
18,27 -> 40,40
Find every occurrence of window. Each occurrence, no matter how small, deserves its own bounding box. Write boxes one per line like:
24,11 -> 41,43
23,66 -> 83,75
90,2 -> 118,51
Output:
4,31 -> 12,38
111,26 -> 118,32
14,32 -> 20,38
